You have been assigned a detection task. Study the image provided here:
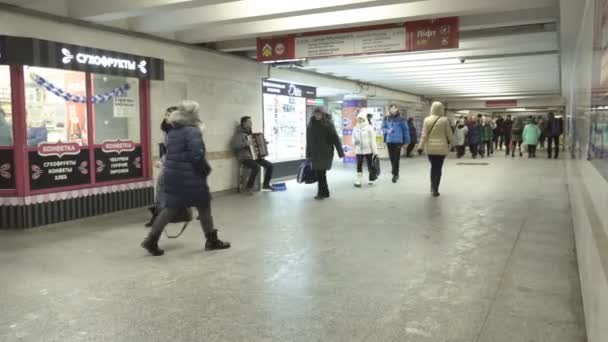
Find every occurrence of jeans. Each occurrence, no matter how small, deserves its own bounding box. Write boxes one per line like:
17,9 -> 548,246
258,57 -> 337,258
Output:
387,143 -> 403,176
511,140 -> 522,156
428,155 -> 446,193
470,143 -> 479,158
456,145 -> 466,158
527,144 -> 537,158
356,154 -> 374,179
484,141 -> 493,156
242,159 -> 274,188
405,143 -> 416,157
147,204 -> 215,241
315,170 -> 329,197
547,136 -> 560,158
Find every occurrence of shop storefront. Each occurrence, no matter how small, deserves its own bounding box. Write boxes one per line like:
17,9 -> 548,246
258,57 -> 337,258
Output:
262,80 -> 315,178
0,35 -> 164,229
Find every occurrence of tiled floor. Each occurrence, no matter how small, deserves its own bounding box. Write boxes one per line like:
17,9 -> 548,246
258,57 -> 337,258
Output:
0,153 -> 586,341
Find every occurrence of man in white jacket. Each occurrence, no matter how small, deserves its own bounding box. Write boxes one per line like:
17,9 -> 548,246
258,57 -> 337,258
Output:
353,112 -> 379,187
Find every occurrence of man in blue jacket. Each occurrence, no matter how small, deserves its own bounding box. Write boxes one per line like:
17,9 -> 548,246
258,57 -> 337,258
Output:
382,104 -> 410,183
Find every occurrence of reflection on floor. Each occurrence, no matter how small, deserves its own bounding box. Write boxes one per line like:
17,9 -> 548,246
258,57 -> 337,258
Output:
0,154 -> 586,342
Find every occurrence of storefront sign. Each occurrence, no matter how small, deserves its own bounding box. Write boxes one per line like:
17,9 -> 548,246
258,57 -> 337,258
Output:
0,36 -> 164,80
0,149 -> 14,189
95,143 -> 143,182
262,81 -> 317,99
257,17 -> 459,62
37,142 -> 81,158
485,100 -> 518,108
29,148 -> 90,190
306,98 -> 325,106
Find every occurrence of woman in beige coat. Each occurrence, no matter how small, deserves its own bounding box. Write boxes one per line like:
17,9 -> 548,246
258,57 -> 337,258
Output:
417,102 -> 453,197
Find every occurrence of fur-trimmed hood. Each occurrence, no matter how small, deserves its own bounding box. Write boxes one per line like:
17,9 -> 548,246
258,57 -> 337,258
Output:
168,100 -> 201,127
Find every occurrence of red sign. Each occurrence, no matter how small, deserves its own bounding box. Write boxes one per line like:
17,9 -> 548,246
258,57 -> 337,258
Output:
485,100 -> 518,108
406,17 -> 459,51
256,35 -> 296,62
37,142 -> 81,158
256,17 -> 459,62
101,139 -> 136,154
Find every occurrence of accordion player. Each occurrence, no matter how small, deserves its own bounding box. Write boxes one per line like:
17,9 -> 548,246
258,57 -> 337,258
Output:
248,133 -> 269,160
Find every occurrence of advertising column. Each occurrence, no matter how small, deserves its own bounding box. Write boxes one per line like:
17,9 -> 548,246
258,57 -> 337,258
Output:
342,95 -> 367,164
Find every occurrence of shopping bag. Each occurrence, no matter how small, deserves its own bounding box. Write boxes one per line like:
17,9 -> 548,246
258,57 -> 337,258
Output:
370,155 -> 381,181
297,160 -> 317,184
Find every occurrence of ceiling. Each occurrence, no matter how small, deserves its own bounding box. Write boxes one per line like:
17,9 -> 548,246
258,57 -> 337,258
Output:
1,0 -> 562,100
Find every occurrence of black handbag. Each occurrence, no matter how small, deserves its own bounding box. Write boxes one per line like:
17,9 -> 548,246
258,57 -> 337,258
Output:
370,155 -> 381,181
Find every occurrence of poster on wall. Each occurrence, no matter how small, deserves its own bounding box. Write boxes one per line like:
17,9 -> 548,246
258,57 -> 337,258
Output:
29,143 -> 90,190
113,94 -> 139,118
367,107 -> 386,149
263,81 -> 315,163
342,98 -> 367,164
65,71 -> 87,145
94,140 -> 143,182
0,149 -> 14,189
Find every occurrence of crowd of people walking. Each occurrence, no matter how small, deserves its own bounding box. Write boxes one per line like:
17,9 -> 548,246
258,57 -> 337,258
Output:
453,112 -> 564,160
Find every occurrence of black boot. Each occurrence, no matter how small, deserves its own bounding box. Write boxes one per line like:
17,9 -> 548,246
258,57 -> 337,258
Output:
205,230 -> 231,250
141,237 -> 164,256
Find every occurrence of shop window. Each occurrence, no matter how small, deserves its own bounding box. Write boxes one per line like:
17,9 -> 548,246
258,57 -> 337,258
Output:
24,66 -> 88,147
93,75 -> 140,144
0,66 -> 12,146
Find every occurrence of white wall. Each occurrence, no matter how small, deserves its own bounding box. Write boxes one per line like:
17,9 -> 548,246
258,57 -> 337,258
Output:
0,8 -> 421,191
561,0 -> 608,341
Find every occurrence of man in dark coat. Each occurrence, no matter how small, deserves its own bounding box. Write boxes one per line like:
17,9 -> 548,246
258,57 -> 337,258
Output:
141,100 -> 230,256
306,107 -> 344,200
405,117 -> 418,157
546,112 -> 563,159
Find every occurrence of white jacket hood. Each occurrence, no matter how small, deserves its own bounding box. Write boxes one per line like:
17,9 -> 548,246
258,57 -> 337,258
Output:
430,101 -> 446,117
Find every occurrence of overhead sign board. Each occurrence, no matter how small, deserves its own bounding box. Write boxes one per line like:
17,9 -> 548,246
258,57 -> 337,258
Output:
262,80 -> 317,99
485,100 -> 518,108
257,17 -> 459,62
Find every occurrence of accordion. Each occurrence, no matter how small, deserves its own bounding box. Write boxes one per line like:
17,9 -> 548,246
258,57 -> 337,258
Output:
248,133 -> 269,159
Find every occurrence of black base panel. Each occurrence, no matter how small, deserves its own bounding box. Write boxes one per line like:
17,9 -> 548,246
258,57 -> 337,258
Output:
0,187 -> 153,229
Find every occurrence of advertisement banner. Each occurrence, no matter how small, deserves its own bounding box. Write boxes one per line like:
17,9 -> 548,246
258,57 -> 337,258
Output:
342,99 -> 368,164
29,144 -> 90,190
95,141 -> 143,182
486,100 -> 518,108
0,149 -> 14,189
257,17 -> 459,62
65,71 -> 87,145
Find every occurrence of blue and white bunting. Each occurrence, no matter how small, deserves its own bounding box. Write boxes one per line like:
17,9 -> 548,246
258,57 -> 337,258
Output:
31,73 -> 131,104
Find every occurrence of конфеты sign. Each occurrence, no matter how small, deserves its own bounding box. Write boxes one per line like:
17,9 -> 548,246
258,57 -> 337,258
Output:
29,143 -> 90,190
0,35 -> 164,80
257,17 -> 459,62
95,140 -> 143,182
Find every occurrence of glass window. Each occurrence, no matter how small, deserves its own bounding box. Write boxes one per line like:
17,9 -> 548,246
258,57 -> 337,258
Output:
0,66 -> 13,146
93,75 -> 140,143
24,66 -> 88,147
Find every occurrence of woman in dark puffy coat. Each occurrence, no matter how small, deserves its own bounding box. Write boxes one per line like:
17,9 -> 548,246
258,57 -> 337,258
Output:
141,100 -> 230,256
306,107 -> 344,200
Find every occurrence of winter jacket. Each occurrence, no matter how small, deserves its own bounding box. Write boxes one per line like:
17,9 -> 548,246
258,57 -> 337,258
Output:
495,117 -> 505,135
503,119 -> 513,138
454,125 -> 468,146
481,124 -> 494,142
408,120 -> 418,144
161,108 -> 213,209
231,125 -> 254,161
546,116 -> 563,137
468,123 -> 482,145
418,107 -> 453,156
353,120 -> 378,155
511,119 -> 525,141
0,115 -> 11,146
306,115 -> 344,171
382,114 -> 410,145
522,123 -> 542,145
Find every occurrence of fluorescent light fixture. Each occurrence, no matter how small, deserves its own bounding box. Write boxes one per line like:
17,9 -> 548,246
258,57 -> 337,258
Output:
506,108 -> 528,112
